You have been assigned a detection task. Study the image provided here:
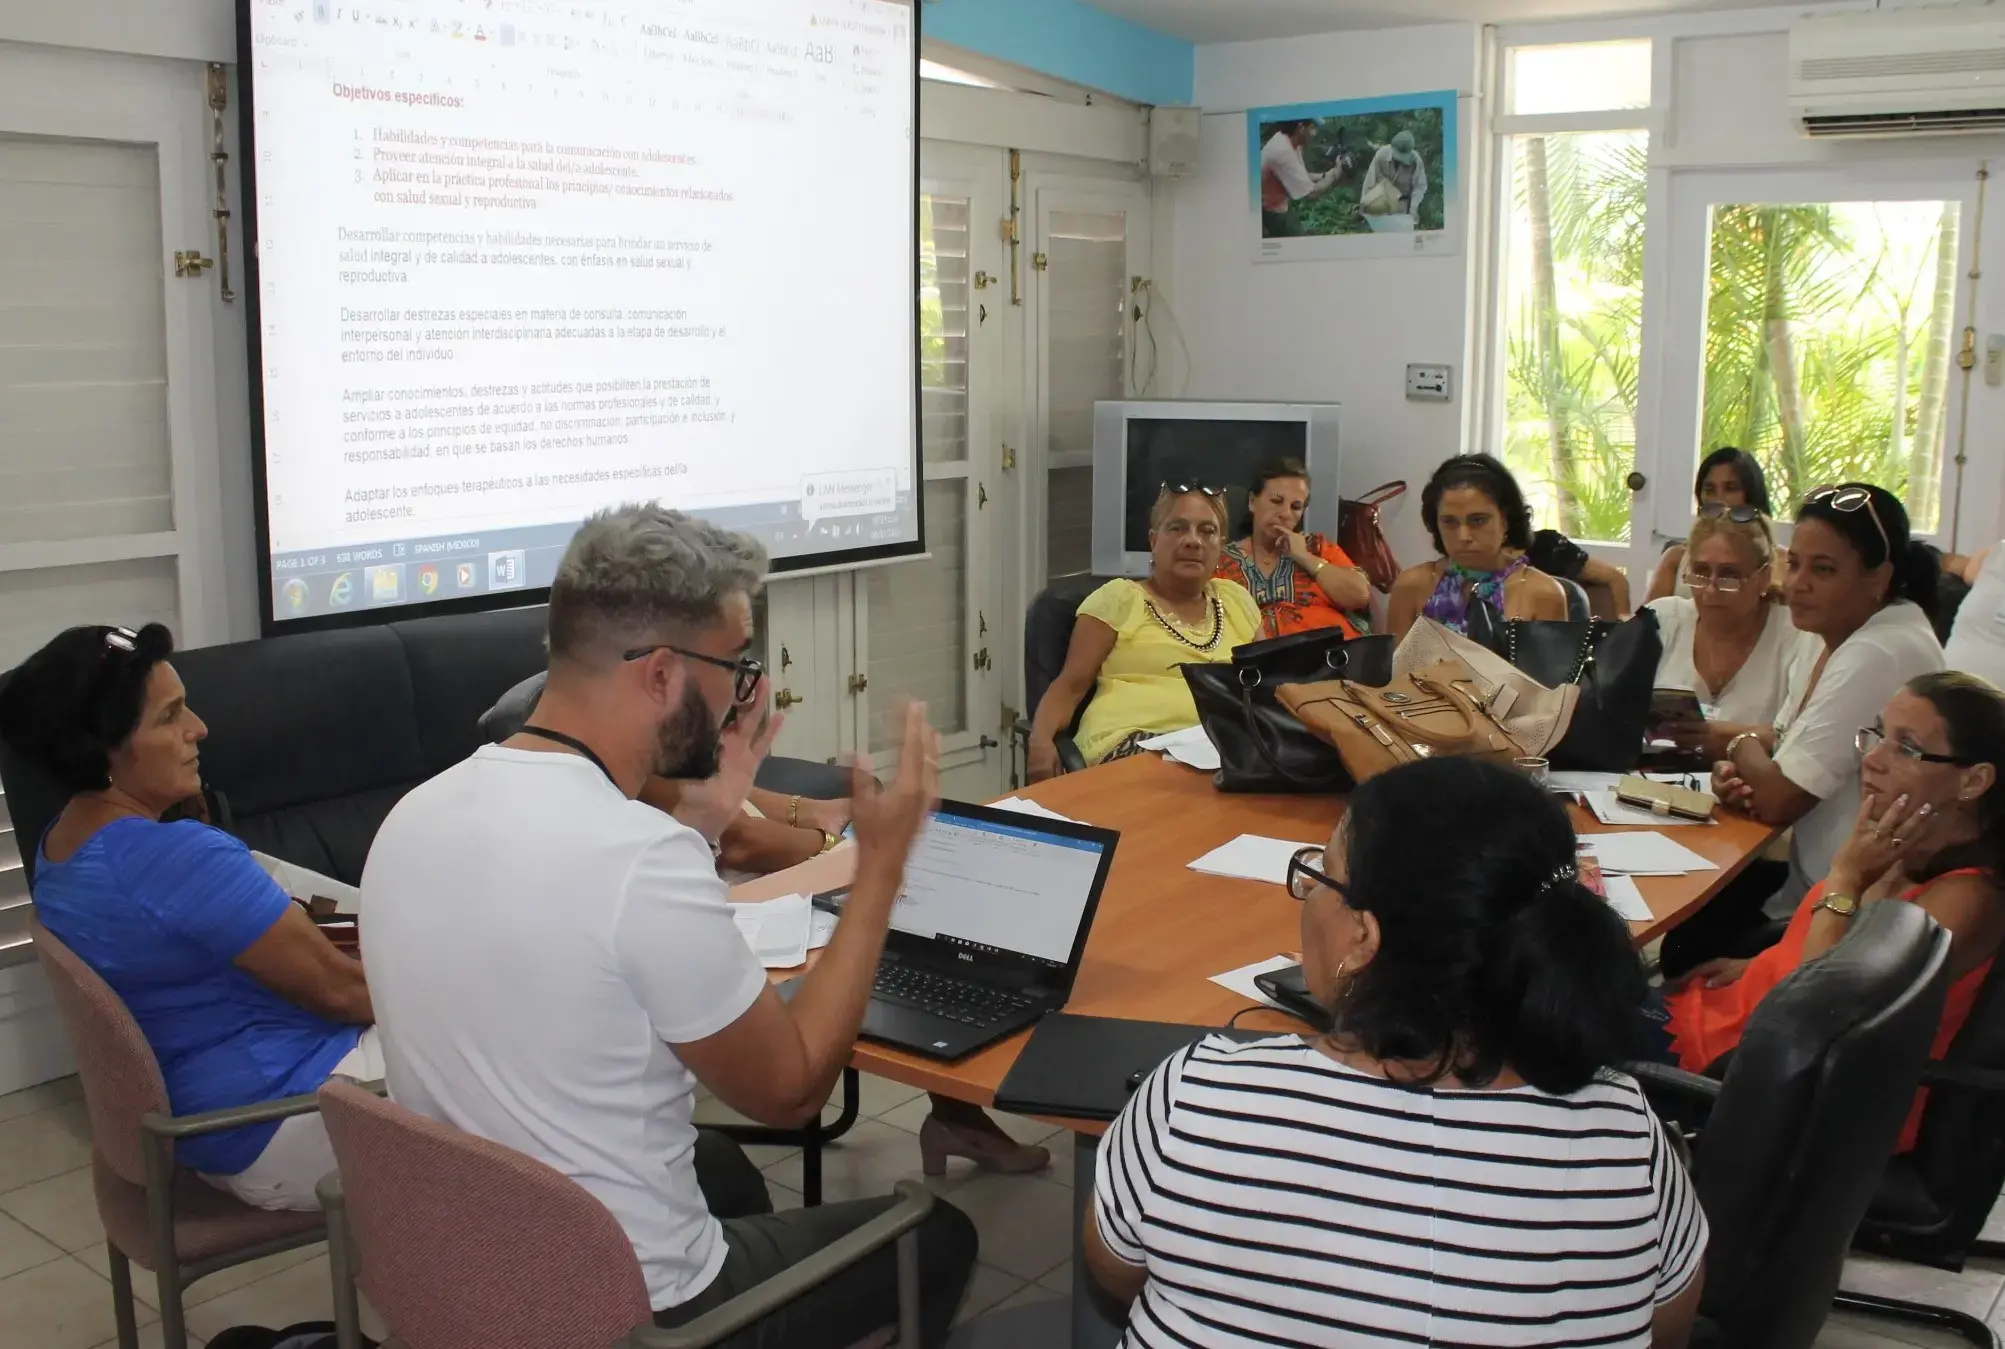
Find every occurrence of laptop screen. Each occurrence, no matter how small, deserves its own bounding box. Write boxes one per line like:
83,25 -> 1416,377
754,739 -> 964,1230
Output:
891,808 -> 1111,968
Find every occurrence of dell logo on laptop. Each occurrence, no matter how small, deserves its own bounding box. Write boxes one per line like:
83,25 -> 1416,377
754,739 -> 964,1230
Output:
957,952 -> 975,962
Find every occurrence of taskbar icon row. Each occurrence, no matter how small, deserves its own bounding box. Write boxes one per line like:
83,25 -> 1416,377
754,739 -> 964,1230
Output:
275,550 -> 528,618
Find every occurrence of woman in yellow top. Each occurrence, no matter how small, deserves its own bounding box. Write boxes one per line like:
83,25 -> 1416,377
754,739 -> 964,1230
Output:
1027,485 -> 1262,782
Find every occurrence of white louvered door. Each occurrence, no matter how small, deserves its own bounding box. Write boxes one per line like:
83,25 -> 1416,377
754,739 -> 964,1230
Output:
852,142 -> 1005,800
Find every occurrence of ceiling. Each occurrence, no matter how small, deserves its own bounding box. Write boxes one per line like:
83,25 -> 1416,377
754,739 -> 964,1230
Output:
1089,0 -> 1790,41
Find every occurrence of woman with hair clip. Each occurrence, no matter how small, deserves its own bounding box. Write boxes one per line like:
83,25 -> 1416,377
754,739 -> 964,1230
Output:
1645,448 -> 1774,605
1667,671 -> 2005,1153
1215,457 -> 1372,639
1386,453 -> 1570,639
1645,504 -> 1813,761
1664,483 -> 1945,977
1027,484 -> 1260,782
1084,757 -> 1708,1347
0,624 -> 376,1212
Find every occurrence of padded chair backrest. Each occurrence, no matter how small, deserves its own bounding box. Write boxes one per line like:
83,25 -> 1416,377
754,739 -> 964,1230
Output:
390,605 -> 549,777
1908,951 -> 2005,1248
1557,576 -> 1592,623
1693,902 -> 1951,1349
318,1080 -> 652,1349
1024,575 -> 1116,733
28,914 -> 171,1185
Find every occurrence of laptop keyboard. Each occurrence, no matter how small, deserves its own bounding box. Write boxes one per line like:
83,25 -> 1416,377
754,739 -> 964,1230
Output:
873,965 -> 1037,1028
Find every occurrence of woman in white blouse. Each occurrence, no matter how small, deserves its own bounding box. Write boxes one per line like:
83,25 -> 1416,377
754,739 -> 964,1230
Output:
1664,484 -> 1945,976
1646,505 -> 1813,760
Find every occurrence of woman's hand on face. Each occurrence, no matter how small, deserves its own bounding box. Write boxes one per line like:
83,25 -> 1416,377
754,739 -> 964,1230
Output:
1282,530 -> 1318,567
1831,790 -> 1934,892
1711,759 -> 1755,812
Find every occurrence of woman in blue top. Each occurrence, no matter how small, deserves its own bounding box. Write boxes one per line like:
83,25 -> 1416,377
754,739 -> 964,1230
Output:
0,624 -> 376,1211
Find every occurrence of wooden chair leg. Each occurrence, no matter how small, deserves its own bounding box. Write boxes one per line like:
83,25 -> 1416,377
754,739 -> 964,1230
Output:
106,1245 -> 141,1349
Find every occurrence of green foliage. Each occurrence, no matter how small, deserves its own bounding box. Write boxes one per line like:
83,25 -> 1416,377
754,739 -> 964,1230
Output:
1262,106 -> 1449,235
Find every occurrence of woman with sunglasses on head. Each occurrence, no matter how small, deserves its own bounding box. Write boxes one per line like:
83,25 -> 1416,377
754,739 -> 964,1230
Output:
1215,457 -> 1372,639
1644,505 -> 1813,761
0,625 -> 376,1212
1027,485 -> 1261,782
1645,448 -> 1774,605
1086,757 -> 1707,1348
1664,483 -> 1945,977
1387,454 -> 1570,639
1666,672 -> 2005,1154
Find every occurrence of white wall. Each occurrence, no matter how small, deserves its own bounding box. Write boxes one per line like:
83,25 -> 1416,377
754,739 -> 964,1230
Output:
1171,24 -> 1483,564
0,0 -> 232,64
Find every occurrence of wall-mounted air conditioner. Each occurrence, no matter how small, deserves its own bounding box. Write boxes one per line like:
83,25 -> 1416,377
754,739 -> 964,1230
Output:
1790,6 -> 2005,138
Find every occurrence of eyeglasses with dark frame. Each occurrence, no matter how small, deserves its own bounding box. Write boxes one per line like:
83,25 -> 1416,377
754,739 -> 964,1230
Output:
1805,485 -> 1892,563
622,644 -> 765,705
1855,724 -> 1980,766
1287,846 -> 1345,902
1158,482 -> 1225,498
1697,502 -> 1765,525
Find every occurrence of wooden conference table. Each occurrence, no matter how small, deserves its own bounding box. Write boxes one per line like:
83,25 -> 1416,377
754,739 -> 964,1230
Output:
728,753 -> 1779,1346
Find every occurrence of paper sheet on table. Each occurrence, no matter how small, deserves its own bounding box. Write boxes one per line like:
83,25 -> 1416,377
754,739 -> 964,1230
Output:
1139,724 -> 1222,773
731,893 -> 814,969
990,797 -> 1083,826
809,908 -> 838,952
1585,791 -> 1712,828
1581,832 -> 1718,876
1188,834 -> 1321,885
252,850 -> 361,914
1210,954 -> 1299,1012
1602,874 -> 1655,923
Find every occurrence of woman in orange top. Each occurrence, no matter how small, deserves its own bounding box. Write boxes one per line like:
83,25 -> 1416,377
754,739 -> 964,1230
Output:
1666,670 -> 2005,1152
1216,458 -> 1372,640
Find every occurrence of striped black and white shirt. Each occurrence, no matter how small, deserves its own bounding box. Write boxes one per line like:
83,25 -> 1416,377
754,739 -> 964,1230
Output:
1093,1035 -> 1707,1348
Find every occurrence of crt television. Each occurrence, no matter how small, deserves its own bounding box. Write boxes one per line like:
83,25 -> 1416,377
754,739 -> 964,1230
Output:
1090,401 -> 1343,578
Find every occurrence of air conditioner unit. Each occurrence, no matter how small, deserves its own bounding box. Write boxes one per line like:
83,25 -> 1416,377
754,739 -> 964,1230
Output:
1790,6 -> 2005,138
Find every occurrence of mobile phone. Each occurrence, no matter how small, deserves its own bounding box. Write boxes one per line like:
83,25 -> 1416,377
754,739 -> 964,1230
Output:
1648,687 -> 1707,726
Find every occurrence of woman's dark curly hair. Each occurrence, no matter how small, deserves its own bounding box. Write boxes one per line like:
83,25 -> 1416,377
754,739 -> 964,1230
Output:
1333,757 -> 1646,1095
1420,454 -> 1534,555
0,624 -> 176,792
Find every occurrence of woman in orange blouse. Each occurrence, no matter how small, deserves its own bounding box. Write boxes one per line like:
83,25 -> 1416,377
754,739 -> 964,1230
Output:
1665,671 -> 2005,1153
1216,458 -> 1372,640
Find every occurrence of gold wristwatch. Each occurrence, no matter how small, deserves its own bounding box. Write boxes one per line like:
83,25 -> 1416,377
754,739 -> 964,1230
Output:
1814,891 -> 1861,918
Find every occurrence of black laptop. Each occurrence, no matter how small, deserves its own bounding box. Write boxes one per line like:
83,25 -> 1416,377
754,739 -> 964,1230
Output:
794,799 -> 1119,1061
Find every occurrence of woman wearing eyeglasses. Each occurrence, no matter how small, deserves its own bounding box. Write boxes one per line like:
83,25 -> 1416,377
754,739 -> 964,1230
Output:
1387,454 -> 1569,639
1644,448 -> 1774,605
1085,758 -> 1707,1347
0,625 -> 376,1212
1644,505 -> 1813,761
1665,672 -> 2005,1154
1664,483 -> 1945,977
1027,485 -> 1261,782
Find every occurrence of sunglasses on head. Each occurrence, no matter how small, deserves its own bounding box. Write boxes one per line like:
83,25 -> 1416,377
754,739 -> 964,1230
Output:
1804,485 -> 1891,560
1697,502 -> 1764,525
1159,482 -> 1225,498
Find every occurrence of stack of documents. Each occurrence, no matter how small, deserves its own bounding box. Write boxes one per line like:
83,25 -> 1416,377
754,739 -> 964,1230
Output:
1188,834 -> 1321,885
1579,832 -> 1718,876
729,894 -> 837,970
1138,725 -> 1222,773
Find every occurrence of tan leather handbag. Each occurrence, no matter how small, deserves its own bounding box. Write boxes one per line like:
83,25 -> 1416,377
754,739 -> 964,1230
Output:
1277,660 -> 1526,784
1393,617 -> 1577,760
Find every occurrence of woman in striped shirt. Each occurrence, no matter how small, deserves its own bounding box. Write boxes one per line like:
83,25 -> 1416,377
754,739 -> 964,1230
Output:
1086,758 -> 1708,1348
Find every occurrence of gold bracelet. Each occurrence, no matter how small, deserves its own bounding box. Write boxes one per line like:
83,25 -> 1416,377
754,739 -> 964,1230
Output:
787,795 -> 802,828
1725,731 -> 1762,760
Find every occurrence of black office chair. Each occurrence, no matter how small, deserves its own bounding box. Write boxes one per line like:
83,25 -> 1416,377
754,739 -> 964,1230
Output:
1011,574 -> 1117,785
1843,955 -> 2005,1339
1629,902 -> 1955,1349
1556,575 -> 1592,623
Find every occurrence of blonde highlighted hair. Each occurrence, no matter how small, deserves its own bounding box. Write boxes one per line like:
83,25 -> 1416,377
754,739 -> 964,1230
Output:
1685,511 -> 1780,601
1149,486 -> 1230,533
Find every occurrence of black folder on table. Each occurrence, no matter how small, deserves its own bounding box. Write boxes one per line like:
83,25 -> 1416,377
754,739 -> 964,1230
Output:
992,1014 -> 1282,1123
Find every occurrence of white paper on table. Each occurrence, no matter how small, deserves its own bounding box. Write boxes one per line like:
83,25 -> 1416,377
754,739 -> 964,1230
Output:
1188,834 -> 1322,885
990,797 -> 1084,826
1139,725 -> 1222,773
1585,791 -> 1712,828
1547,771 -> 1627,795
252,850 -> 362,914
1210,954 -> 1299,1013
1580,832 -> 1718,876
809,908 -> 838,952
1602,874 -> 1655,923
730,893 -> 814,969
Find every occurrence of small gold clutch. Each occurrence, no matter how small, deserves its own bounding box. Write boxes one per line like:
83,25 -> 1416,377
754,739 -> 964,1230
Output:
1615,774 -> 1715,822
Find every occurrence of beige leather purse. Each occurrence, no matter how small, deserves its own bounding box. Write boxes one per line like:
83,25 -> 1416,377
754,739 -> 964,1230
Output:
1393,617 -> 1578,759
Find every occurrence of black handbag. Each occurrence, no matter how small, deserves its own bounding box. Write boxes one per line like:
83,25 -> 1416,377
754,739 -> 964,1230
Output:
1467,607 -> 1661,771
1183,629 -> 1395,793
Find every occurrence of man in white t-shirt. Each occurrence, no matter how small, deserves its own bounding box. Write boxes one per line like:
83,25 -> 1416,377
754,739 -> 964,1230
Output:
361,505 -> 976,1347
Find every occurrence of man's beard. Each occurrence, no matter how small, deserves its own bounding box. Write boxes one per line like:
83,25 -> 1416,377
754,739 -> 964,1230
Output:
653,681 -> 723,781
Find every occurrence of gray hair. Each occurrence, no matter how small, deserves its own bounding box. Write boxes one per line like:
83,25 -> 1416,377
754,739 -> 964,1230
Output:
547,504 -> 768,662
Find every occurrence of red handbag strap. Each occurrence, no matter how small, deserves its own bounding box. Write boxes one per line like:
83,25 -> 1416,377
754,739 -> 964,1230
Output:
1350,480 -> 1407,509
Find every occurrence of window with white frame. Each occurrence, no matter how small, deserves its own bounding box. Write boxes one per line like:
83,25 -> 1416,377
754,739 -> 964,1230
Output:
1491,40 -> 1652,545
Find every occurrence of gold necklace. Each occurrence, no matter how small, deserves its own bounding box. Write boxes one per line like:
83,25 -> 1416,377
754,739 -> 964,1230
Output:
1142,588 -> 1224,652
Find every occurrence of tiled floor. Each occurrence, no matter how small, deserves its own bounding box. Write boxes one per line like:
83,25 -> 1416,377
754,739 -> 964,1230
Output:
0,1071 -> 1998,1348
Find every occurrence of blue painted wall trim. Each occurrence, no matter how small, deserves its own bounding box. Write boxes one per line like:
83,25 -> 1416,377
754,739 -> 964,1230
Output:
921,0 -> 1194,107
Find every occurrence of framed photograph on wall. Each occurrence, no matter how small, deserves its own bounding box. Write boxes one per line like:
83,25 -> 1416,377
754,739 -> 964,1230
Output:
1247,91 -> 1460,262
